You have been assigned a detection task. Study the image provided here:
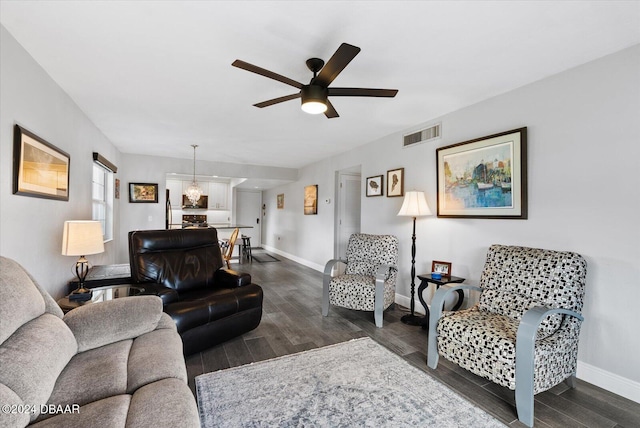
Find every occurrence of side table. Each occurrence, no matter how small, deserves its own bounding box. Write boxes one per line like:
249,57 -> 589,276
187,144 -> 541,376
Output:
417,274 -> 466,329
58,284 -> 144,313
67,263 -> 132,294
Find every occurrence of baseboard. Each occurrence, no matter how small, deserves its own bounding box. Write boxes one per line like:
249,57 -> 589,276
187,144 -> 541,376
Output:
577,361 -> 640,403
261,245 -> 325,272
395,293 -> 426,315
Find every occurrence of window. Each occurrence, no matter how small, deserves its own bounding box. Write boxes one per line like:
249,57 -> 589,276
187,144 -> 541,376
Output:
92,163 -> 114,241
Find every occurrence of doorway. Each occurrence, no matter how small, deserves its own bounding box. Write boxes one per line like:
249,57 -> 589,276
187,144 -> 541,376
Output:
335,169 -> 361,259
236,189 -> 262,248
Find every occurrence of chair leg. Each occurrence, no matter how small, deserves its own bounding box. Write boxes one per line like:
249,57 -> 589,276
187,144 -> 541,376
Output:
322,274 -> 330,317
565,374 -> 577,389
374,277 -> 384,328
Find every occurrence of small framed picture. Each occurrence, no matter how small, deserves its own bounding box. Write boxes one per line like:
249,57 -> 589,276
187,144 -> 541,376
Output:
432,260 -> 452,276
386,167 -> 404,197
304,184 -> 318,215
366,175 -> 383,197
277,193 -> 284,209
129,183 -> 158,203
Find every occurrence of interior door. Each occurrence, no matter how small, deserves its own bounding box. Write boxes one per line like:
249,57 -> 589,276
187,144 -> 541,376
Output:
236,190 -> 262,248
336,173 -> 361,259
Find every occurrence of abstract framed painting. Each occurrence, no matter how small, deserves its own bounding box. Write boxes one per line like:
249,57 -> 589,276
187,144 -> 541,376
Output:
436,127 -> 527,219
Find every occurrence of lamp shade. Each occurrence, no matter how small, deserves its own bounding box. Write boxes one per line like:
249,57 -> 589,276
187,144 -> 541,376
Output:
397,191 -> 432,217
61,221 -> 105,256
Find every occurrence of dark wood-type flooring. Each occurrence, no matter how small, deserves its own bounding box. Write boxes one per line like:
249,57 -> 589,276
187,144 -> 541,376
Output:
186,253 -> 640,427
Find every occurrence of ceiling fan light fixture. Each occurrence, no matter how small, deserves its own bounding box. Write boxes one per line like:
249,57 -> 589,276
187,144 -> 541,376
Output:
301,85 -> 328,114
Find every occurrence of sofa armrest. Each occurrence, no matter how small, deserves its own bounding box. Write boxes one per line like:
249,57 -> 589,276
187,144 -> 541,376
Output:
427,284 -> 482,369
214,268 -> 251,288
64,295 -> 164,352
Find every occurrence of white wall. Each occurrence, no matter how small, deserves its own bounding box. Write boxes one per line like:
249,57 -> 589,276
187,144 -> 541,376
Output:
264,45 -> 640,400
0,26 -> 121,299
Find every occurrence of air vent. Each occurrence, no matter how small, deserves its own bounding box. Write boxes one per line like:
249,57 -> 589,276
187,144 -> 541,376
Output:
403,123 -> 441,147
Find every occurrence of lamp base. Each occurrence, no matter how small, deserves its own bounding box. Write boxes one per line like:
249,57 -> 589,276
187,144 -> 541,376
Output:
401,313 -> 424,326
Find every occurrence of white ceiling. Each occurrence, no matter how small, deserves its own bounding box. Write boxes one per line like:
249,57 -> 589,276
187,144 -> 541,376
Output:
1,1 -> 639,169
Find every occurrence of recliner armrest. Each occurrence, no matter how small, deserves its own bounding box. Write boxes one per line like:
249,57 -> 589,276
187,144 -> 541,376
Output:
214,268 -> 251,288
427,284 -> 482,369
138,283 -> 180,305
64,295 -> 164,352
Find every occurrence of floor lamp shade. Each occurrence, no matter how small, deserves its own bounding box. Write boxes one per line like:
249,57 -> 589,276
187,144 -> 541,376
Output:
61,221 -> 105,256
397,191 -> 432,217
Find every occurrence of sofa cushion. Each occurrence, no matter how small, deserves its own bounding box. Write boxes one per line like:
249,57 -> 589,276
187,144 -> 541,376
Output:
125,378 -> 199,428
0,257 -> 47,344
30,395 -> 130,428
64,296 -> 163,353
127,327 -> 187,393
46,340 -> 132,411
0,314 -> 77,423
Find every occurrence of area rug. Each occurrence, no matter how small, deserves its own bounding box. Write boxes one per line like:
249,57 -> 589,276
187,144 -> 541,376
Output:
251,253 -> 280,263
195,337 -> 506,427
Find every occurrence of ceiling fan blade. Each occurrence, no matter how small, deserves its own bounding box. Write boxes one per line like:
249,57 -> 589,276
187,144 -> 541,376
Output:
254,93 -> 301,108
324,99 -> 339,118
232,60 -> 303,89
313,43 -> 361,87
329,88 -> 398,97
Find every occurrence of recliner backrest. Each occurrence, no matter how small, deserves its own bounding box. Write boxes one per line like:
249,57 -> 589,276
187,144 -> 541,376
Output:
478,244 -> 587,324
128,229 -> 224,292
345,234 -> 399,282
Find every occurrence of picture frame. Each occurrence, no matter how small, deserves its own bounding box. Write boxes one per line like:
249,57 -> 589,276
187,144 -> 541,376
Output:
436,127 -> 527,219
277,193 -> 284,209
366,175 -> 383,197
304,185 -> 318,215
129,183 -> 158,203
115,178 -> 120,199
13,125 -> 70,201
432,260 -> 452,276
386,167 -> 404,197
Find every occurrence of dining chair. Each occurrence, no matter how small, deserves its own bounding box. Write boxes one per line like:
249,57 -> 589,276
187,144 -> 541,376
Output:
220,228 -> 239,269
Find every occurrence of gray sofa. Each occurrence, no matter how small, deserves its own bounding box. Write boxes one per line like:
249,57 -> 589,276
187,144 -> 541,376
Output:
0,256 -> 200,428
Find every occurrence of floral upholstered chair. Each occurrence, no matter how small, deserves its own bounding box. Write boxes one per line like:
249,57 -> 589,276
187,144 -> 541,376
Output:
427,244 -> 587,427
322,234 -> 398,328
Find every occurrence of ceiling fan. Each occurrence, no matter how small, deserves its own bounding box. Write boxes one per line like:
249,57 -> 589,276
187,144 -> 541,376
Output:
232,43 -> 398,118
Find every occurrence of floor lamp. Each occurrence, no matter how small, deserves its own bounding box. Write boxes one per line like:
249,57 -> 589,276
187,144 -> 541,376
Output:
397,191 -> 432,325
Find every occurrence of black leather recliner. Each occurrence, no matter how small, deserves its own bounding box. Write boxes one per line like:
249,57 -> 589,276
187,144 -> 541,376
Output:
128,228 -> 263,355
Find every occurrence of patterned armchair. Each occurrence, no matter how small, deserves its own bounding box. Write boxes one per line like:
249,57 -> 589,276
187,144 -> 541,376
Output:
322,234 -> 399,328
427,245 -> 587,427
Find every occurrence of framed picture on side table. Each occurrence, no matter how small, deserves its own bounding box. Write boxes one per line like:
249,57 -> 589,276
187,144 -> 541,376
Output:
432,260 -> 452,276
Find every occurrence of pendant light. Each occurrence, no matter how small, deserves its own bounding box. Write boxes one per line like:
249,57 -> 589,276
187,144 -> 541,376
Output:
185,145 -> 203,205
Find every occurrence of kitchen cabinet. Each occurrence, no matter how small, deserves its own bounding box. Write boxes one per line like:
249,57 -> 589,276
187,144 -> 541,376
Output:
166,179 -> 183,208
209,182 -> 229,210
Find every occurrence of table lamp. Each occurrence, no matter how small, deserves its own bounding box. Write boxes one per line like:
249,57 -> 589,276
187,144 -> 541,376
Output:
397,190 -> 432,325
62,220 -> 104,300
